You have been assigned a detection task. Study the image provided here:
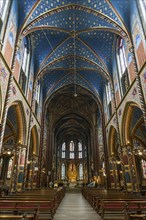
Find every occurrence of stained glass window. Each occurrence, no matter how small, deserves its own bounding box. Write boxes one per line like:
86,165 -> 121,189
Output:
62,142 -> 66,158
79,164 -> 83,180
62,142 -> 66,151
69,141 -> 74,158
61,163 -> 65,180
139,0 -> 146,22
70,141 -> 74,151
70,152 -> 74,159
79,151 -> 82,159
0,1 -> 4,13
78,142 -> 82,151
0,0 -> 8,19
78,142 -> 82,158
106,82 -> 112,104
62,151 -> 65,158
117,38 -> 127,78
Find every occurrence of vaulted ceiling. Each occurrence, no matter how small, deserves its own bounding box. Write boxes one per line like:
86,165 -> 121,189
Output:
17,0 -> 132,103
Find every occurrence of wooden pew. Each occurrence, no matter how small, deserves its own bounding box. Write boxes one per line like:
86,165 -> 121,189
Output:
0,200 -> 54,219
125,200 -> 146,220
0,188 -> 66,219
82,188 -> 146,220
0,214 -> 33,219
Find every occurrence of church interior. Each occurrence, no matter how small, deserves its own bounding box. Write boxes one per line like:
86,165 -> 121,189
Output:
0,0 -> 146,219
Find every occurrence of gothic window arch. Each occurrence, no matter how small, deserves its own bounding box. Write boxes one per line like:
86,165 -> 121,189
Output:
35,81 -> 41,116
61,163 -> 66,180
78,141 -> 82,159
79,164 -> 83,180
0,0 -> 10,35
116,37 -> 129,95
19,38 -> 30,95
138,0 -> 146,22
62,142 -> 66,159
69,140 -> 74,159
106,82 -> 112,118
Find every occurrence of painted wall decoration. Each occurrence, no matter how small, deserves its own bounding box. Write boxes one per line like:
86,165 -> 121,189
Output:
0,59 -> 10,121
140,69 -> 146,101
27,57 -> 34,106
130,1 -> 146,70
3,0 -> 18,67
113,59 -> 121,106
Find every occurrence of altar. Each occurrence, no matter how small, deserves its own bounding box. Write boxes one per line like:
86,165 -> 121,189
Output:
69,181 -> 77,188
67,162 -> 77,186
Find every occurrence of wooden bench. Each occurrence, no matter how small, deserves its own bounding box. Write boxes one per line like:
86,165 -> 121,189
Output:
0,214 -> 33,219
82,188 -> 146,220
125,200 -> 146,220
0,188 -> 66,220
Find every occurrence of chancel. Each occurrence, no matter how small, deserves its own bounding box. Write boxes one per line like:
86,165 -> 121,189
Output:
0,0 -> 146,220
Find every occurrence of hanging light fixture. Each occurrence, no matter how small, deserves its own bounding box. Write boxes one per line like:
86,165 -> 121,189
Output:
73,12 -> 77,97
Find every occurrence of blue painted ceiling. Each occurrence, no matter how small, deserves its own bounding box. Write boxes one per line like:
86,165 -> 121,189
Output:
17,0 -> 132,102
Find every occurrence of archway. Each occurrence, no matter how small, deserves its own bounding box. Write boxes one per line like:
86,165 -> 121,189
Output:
108,126 -> 121,189
0,101 -> 26,191
26,125 -> 39,189
122,102 -> 146,191
41,85 -> 103,188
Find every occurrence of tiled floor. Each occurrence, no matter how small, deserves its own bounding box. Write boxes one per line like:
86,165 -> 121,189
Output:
53,190 -> 102,220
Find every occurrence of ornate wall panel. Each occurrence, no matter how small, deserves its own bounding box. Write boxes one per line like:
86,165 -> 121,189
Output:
140,68 -> 146,102
0,58 -> 10,122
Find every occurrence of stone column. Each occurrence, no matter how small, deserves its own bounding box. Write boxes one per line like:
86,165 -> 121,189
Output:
0,74 -> 13,152
30,157 -> 36,189
11,146 -> 21,192
101,111 -> 111,189
22,83 -> 37,191
111,84 -> 127,191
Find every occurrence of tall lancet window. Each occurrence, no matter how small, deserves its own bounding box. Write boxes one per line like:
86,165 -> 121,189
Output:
0,0 -> 9,20
106,82 -> 112,117
0,0 -> 9,35
69,140 -> 74,159
62,142 -> 66,158
61,163 -> 66,180
19,38 -> 30,94
139,0 -> 146,22
79,164 -> 83,180
117,38 -> 129,95
78,142 -> 82,158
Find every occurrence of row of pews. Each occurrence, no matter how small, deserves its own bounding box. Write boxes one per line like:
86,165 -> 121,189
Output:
82,188 -> 146,220
0,187 -> 66,220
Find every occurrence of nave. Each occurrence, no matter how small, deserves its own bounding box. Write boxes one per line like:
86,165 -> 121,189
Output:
0,186 -> 146,220
0,1 -> 146,219
53,188 -> 102,220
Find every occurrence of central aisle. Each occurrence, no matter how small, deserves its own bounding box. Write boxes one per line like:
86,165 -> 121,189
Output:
53,189 -> 102,220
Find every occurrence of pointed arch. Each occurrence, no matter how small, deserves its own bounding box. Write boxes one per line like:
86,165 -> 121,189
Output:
30,125 -> 39,156
121,101 -> 144,146
108,125 -> 118,156
4,101 -> 27,145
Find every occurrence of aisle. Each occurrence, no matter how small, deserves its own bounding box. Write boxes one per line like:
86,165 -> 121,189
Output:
53,190 -> 102,220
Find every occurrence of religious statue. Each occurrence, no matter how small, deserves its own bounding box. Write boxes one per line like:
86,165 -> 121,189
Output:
67,163 -> 77,182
